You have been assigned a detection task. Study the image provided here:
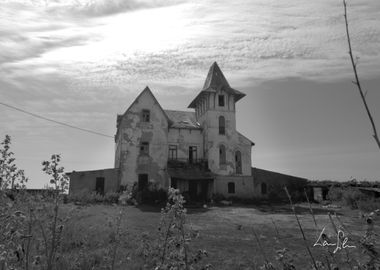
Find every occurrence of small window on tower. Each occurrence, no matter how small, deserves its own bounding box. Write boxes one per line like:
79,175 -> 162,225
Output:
218,95 -> 225,107
140,142 -> 149,155
142,109 -> 150,122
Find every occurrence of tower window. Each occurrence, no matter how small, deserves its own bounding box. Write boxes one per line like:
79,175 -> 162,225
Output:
219,116 -> 225,135
219,144 -> 226,165
218,95 -> 225,107
140,142 -> 149,155
142,109 -> 150,122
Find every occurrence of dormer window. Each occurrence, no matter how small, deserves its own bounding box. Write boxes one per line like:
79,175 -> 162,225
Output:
218,95 -> 225,107
142,109 -> 150,122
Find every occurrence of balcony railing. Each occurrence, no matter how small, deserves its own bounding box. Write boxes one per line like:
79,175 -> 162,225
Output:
167,158 -> 209,171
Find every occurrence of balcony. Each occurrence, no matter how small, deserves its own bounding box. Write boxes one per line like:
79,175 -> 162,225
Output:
167,158 -> 209,171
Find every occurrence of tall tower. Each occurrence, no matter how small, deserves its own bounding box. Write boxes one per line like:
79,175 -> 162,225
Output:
188,62 -> 247,175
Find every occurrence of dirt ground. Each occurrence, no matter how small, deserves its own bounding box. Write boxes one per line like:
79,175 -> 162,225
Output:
61,202 -> 379,269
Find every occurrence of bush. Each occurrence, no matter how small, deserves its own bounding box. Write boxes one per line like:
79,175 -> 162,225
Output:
357,198 -> 380,212
67,190 -> 120,204
211,193 -> 226,203
104,192 -> 120,204
342,188 -> 365,209
328,186 -> 344,201
136,188 -> 167,204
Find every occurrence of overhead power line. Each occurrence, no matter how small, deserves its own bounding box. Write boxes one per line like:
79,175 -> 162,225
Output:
0,102 -> 114,139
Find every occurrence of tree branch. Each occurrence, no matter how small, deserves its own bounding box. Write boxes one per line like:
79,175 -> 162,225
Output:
343,0 -> 380,150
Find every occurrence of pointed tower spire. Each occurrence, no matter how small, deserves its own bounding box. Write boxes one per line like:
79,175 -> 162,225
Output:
202,62 -> 230,90
188,62 -> 246,108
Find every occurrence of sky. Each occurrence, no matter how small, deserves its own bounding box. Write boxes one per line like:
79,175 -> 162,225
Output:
1,0 -> 379,188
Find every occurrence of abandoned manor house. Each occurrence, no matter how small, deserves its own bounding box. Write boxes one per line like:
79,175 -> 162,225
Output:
69,62 -> 307,201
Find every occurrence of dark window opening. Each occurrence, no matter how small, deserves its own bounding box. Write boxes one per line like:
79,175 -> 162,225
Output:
235,151 -> 242,174
228,182 -> 235,194
138,174 -> 148,191
96,177 -> 105,195
261,183 -> 267,195
189,146 -> 197,163
169,145 -> 178,160
218,95 -> 225,107
142,109 -> 150,122
140,142 -> 149,155
219,145 -> 226,165
219,116 -> 225,135
171,178 -> 177,189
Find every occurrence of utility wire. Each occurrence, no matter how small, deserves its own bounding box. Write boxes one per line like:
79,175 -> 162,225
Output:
0,102 -> 114,139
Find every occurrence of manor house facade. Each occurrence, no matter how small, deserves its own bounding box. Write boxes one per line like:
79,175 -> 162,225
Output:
68,62 -> 307,201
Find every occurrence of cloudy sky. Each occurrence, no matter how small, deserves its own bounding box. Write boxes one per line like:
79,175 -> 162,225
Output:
1,0 -> 379,188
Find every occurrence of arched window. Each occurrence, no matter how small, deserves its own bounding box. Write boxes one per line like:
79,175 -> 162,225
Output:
219,116 -> 225,135
219,145 -> 226,165
228,182 -> 235,194
235,151 -> 242,174
261,183 -> 267,195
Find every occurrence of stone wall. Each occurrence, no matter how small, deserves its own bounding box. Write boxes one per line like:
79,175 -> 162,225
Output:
68,168 -> 119,194
252,167 -> 308,201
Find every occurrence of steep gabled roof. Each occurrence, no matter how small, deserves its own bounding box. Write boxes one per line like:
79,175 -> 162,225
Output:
188,62 -> 246,108
122,86 -> 171,125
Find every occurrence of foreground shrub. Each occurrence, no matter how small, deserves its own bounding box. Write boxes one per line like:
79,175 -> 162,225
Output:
67,191 -> 120,204
342,187 -> 365,209
327,185 -> 344,201
137,188 -> 210,269
357,198 -> 380,212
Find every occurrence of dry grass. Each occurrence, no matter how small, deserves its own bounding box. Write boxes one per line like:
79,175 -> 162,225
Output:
56,202 -> 379,269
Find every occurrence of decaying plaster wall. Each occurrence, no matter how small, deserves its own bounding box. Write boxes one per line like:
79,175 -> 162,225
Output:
214,175 -> 254,198
197,90 -> 252,176
252,167 -> 308,199
69,168 -> 119,194
115,88 -> 169,189
167,128 -> 203,159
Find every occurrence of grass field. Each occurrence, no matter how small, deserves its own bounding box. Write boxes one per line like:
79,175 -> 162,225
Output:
59,202 -> 379,269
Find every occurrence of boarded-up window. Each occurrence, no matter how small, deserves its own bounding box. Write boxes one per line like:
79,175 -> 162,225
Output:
261,183 -> 267,195
219,145 -> 226,165
218,95 -> 225,106
140,142 -> 149,155
228,182 -> 235,194
169,145 -> 177,160
219,116 -> 225,135
235,151 -> 242,174
142,109 -> 150,122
